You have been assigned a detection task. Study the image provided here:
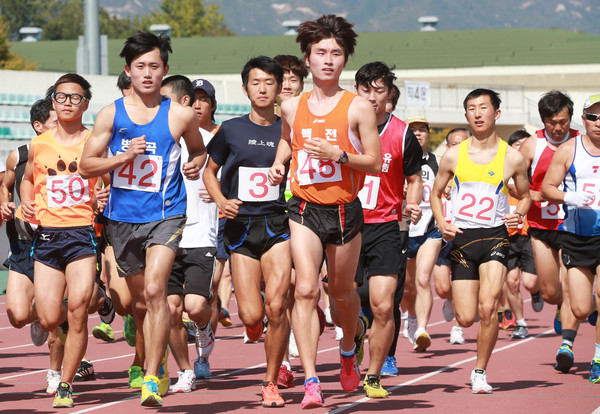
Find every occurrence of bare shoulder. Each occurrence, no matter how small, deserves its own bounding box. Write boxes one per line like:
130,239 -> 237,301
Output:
554,136 -> 576,157
505,144 -> 526,165
281,95 -> 301,124
5,149 -> 18,170
349,94 -> 373,114
170,101 -> 195,120
519,135 -> 537,158
95,103 -> 117,125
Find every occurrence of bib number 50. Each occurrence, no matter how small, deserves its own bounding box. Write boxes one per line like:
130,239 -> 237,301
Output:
47,174 -> 90,208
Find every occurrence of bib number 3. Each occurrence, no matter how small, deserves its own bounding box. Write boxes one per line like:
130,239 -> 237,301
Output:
238,167 -> 279,202
114,154 -> 162,193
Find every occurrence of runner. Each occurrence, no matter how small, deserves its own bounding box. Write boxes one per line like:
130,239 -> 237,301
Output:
80,31 -> 207,407
268,15 -> 381,408
353,61 -> 423,397
203,56 -> 291,407
431,88 -> 531,394
541,94 -> 600,383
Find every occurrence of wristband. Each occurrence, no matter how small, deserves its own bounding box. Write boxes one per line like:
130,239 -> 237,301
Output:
407,202 -> 419,206
515,211 -> 524,223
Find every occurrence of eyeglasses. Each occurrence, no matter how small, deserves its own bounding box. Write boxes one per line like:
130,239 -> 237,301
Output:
584,113 -> 600,122
52,92 -> 87,105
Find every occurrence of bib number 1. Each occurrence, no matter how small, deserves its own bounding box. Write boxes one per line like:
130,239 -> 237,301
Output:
357,176 -> 380,210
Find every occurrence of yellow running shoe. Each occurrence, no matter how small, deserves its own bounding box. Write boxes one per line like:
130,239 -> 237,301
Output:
128,365 -> 144,388
158,347 -> 170,396
363,374 -> 389,398
141,375 -> 162,407
53,381 -> 74,408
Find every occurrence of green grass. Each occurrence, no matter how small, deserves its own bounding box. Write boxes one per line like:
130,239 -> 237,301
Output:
10,28 -> 600,75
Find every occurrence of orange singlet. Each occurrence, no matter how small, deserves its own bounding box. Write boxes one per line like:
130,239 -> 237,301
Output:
290,90 -> 365,205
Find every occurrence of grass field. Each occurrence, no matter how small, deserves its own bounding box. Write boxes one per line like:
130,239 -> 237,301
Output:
10,28 -> 600,75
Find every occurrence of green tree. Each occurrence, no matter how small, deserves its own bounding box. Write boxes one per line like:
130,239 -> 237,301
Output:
144,0 -> 234,37
0,15 -> 36,70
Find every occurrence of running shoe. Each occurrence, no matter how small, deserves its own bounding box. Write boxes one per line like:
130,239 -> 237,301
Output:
363,374 -> 389,398
141,375 -> 162,407
511,324 -> 529,339
502,309 -> 516,329
56,320 -> 68,345
97,284 -> 115,324
380,356 -> 398,377
170,370 -> 196,393
123,314 -> 136,347
470,369 -> 492,394
183,318 -> 197,343
262,381 -> 285,407
531,291 -> 544,312
245,321 -> 263,343
401,311 -> 409,338
301,379 -> 324,409
74,359 -> 95,382
196,323 -> 215,358
46,370 -> 61,395
334,326 -> 344,341
442,299 -> 455,322
277,364 -> 294,388
407,316 -> 417,345
324,306 -> 334,326
158,347 -> 169,396
414,328 -> 431,351
497,309 -> 505,328
128,365 -> 144,388
219,308 -> 233,327
554,344 -> 574,373
52,381 -> 73,408
92,322 -> 115,342
450,325 -> 465,345
194,357 -> 211,379
589,358 -> 600,383
30,319 -> 49,346
554,307 -> 562,335
339,349 -> 360,392
289,329 -> 299,357
243,330 -> 257,344
355,315 -> 369,365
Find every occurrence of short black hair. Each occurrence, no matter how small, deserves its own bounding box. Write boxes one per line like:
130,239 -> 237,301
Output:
30,98 -> 53,128
355,61 -> 397,91
162,75 -> 194,107
117,71 -> 132,92
389,84 -> 400,111
446,127 -> 469,143
273,55 -> 308,81
296,14 -> 357,59
53,73 -> 92,100
538,90 -> 573,121
508,129 -> 531,146
463,88 -> 501,111
120,31 -> 172,67
241,56 -> 284,87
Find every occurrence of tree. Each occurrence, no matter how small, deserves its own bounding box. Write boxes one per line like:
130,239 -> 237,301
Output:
0,15 -> 36,70
144,0 -> 234,37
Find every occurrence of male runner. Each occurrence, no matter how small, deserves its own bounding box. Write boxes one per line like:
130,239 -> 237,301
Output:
268,15 -> 381,408
203,56 -> 291,407
353,61 -> 423,397
80,32 -> 207,407
431,88 -> 531,394
542,94 -> 600,383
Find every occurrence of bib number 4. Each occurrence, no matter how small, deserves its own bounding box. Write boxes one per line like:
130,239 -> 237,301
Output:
297,150 -> 342,185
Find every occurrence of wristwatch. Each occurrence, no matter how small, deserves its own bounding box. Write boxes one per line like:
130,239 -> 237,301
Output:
336,151 -> 348,164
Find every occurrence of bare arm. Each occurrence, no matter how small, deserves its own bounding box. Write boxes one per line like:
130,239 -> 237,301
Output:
179,106 -> 207,181
541,140 -> 575,204
268,98 -> 294,186
202,157 -> 242,219
503,147 -> 532,228
431,148 -> 462,240
19,147 -> 36,220
404,171 -> 423,224
518,135 -> 545,202
0,150 -> 17,220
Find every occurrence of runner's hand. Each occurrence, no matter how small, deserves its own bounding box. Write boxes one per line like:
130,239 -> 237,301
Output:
268,163 -> 285,185
123,135 -> 146,162
564,191 -> 593,207
404,203 -> 422,224
1,201 -> 15,221
199,187 -> 214,203
183,162 -> 200,180
21,200 -> 36,220
502,213 -> 521,229
439,222 -> 463,241
219,199 -> 242,219
304,138 -> 341,161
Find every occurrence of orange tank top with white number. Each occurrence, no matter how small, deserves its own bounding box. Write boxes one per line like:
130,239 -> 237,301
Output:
290,90 -> 365,205
18,129 -> 97,227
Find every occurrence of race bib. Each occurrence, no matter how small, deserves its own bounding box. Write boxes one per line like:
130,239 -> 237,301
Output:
578,178 -> 600,210
47,174 -> 90,208
297,150 -> 342,186
113,154 -> 162,193
454,189 -> 499,226
442,196 -> 452,223
238,167 -> 279,202
422,183 -> 432,206
357,176 -> 380,210
540,201 -> 565,219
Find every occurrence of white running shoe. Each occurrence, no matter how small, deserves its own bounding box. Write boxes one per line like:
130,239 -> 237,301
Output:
46,370 -> 61,395
289,329 -> 299,357
324,307 -> 334,326
442,299 -> 455,322
407,316 -> 417,345
170,369 -> 196,393
470,369 -> 493,394
450,325 -> 465,344
334,326 -> 344,341
31,320 -> 49,346
413,327 -> 431,351
196,323 -> 215,357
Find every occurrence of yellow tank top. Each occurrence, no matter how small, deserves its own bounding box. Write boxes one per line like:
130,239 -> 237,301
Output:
450,139 -> 509,229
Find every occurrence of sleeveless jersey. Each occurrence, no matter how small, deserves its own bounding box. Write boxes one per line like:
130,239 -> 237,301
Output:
104,97 -> 187,223
16,130 -> 97,227
290,90 -> 365,205
451,139 -> 509,229
6,145 -> 34,241
559,135 -> 600,236
528,128 -> 579,230
359,114 -> 407,223
409,153 -> 438,237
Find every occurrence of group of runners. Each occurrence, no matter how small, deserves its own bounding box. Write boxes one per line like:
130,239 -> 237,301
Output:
2,13 -> 599,410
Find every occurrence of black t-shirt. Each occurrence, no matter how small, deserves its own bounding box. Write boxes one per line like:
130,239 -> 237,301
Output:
403,128 -> 423,177
207,114 -> 288,216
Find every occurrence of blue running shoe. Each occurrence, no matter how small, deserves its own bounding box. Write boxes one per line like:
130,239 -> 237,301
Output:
554,344 -> 574,373
380,356 -> 398,377
554,307 -> 562,335
194,357 -> 211,379
590,358 -> 600,383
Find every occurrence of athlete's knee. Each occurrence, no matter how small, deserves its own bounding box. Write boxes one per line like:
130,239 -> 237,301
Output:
145,282 -> 167,306
370,300 -> 393,322
540,286 -> 561,304
434,281 -> 451,299
455,312 -> 475,328
570,302 -> 592,321
6,306 -> 30,328
477,302 -> 497,325
294,282 -> 319,303
168,297 -> 183,322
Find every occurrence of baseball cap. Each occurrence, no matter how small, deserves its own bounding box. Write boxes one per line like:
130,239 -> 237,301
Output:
406,115 -> 429,126
192,79 -> 215,99
583,94 -> 600,111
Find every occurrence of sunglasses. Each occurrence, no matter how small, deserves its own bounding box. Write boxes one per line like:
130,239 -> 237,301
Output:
584,113 -> 600,122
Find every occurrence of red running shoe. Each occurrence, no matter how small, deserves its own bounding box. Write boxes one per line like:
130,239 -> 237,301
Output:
277,364 -> 294,389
